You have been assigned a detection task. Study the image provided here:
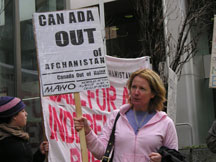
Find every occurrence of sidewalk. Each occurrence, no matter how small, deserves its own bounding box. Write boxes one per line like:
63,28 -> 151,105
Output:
180,147 -> 216,162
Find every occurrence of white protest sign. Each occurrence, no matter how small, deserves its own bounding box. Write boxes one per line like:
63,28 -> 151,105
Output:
41,55 -> 151,162
33,7 -> 110,96
209,15 -> 216,88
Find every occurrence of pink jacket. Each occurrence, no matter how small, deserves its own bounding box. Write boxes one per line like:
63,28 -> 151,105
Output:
86,104 -> 178,162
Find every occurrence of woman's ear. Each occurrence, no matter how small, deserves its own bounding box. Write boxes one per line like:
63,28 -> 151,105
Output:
12,115 -> 17,121
151,93 -> 155,99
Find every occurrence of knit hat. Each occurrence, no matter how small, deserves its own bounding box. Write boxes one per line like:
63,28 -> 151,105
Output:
0,96 -> 26,118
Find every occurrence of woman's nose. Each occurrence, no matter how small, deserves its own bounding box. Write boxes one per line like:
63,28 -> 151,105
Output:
135,88 -> 139,94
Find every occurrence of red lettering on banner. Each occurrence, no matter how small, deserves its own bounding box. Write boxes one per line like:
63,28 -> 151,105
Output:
93,114 -> 103,134
70,148 -> 80,162
64,111 -> 75,143
48,104 -> 108,144
49,105 -> 56,140
87,90 -> 94,109
103,115 -> 107,125
48,86 -> 128,117
88,151 -> 91,161
96,89 -> 106,111
50,106 -> 65,141
87,87 -> 117,112
49,105 -> 76,143
106,86 -> 117,112
109,86 -> 117,110
89,151 -> 93,162
49,94 -> 87,106
70,147 -> 100,162
122,87 -> 129,105
73,112 -> 80,143
83,113 -> 104,135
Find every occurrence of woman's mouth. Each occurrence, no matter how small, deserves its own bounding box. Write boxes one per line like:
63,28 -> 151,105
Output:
132,98 -> 140,102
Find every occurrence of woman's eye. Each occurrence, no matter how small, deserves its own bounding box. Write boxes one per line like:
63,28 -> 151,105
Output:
140,87 -> 146,91
131,85 -> 136,89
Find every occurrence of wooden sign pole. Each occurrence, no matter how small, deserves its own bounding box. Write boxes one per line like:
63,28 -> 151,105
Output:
74,92 -> 88,162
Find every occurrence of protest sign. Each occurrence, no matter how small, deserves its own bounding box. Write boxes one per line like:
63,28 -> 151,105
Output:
41,55 -> 151,162
33,7 -> 110,96
33,7 -> 111,162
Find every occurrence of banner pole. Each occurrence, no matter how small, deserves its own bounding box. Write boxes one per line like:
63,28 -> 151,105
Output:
74,92 -> 88,162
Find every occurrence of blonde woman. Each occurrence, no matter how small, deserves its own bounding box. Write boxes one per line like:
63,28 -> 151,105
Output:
74,69 -> 178,162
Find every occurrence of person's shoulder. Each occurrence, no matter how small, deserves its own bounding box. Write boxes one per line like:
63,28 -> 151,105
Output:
119,104 -> 131,114
156,111 -> 167,119
0,136 -> 26,144
108,104 -> 131,120
156,111 -> 174,123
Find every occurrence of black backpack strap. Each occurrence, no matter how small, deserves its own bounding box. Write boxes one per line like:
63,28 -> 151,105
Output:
102,112 -> 120,162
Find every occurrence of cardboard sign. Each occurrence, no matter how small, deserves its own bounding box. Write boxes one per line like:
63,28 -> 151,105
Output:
33,7 -> 110,96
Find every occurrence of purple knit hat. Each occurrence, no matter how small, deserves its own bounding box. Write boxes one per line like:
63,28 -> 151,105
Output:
0,96 -> 26,118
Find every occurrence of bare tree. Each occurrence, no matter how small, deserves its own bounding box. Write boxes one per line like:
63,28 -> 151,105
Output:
129,0 -> 216,79
129,0 -> 165,74
169,0 -> 215,76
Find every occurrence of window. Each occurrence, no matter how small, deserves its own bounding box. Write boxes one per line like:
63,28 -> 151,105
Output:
0,0 -> 15,96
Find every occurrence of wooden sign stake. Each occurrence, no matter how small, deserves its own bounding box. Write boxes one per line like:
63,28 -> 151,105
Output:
74,92 -> 88,162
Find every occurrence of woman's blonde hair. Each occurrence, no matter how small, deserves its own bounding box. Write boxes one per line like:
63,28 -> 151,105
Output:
127,68 -> 166,112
